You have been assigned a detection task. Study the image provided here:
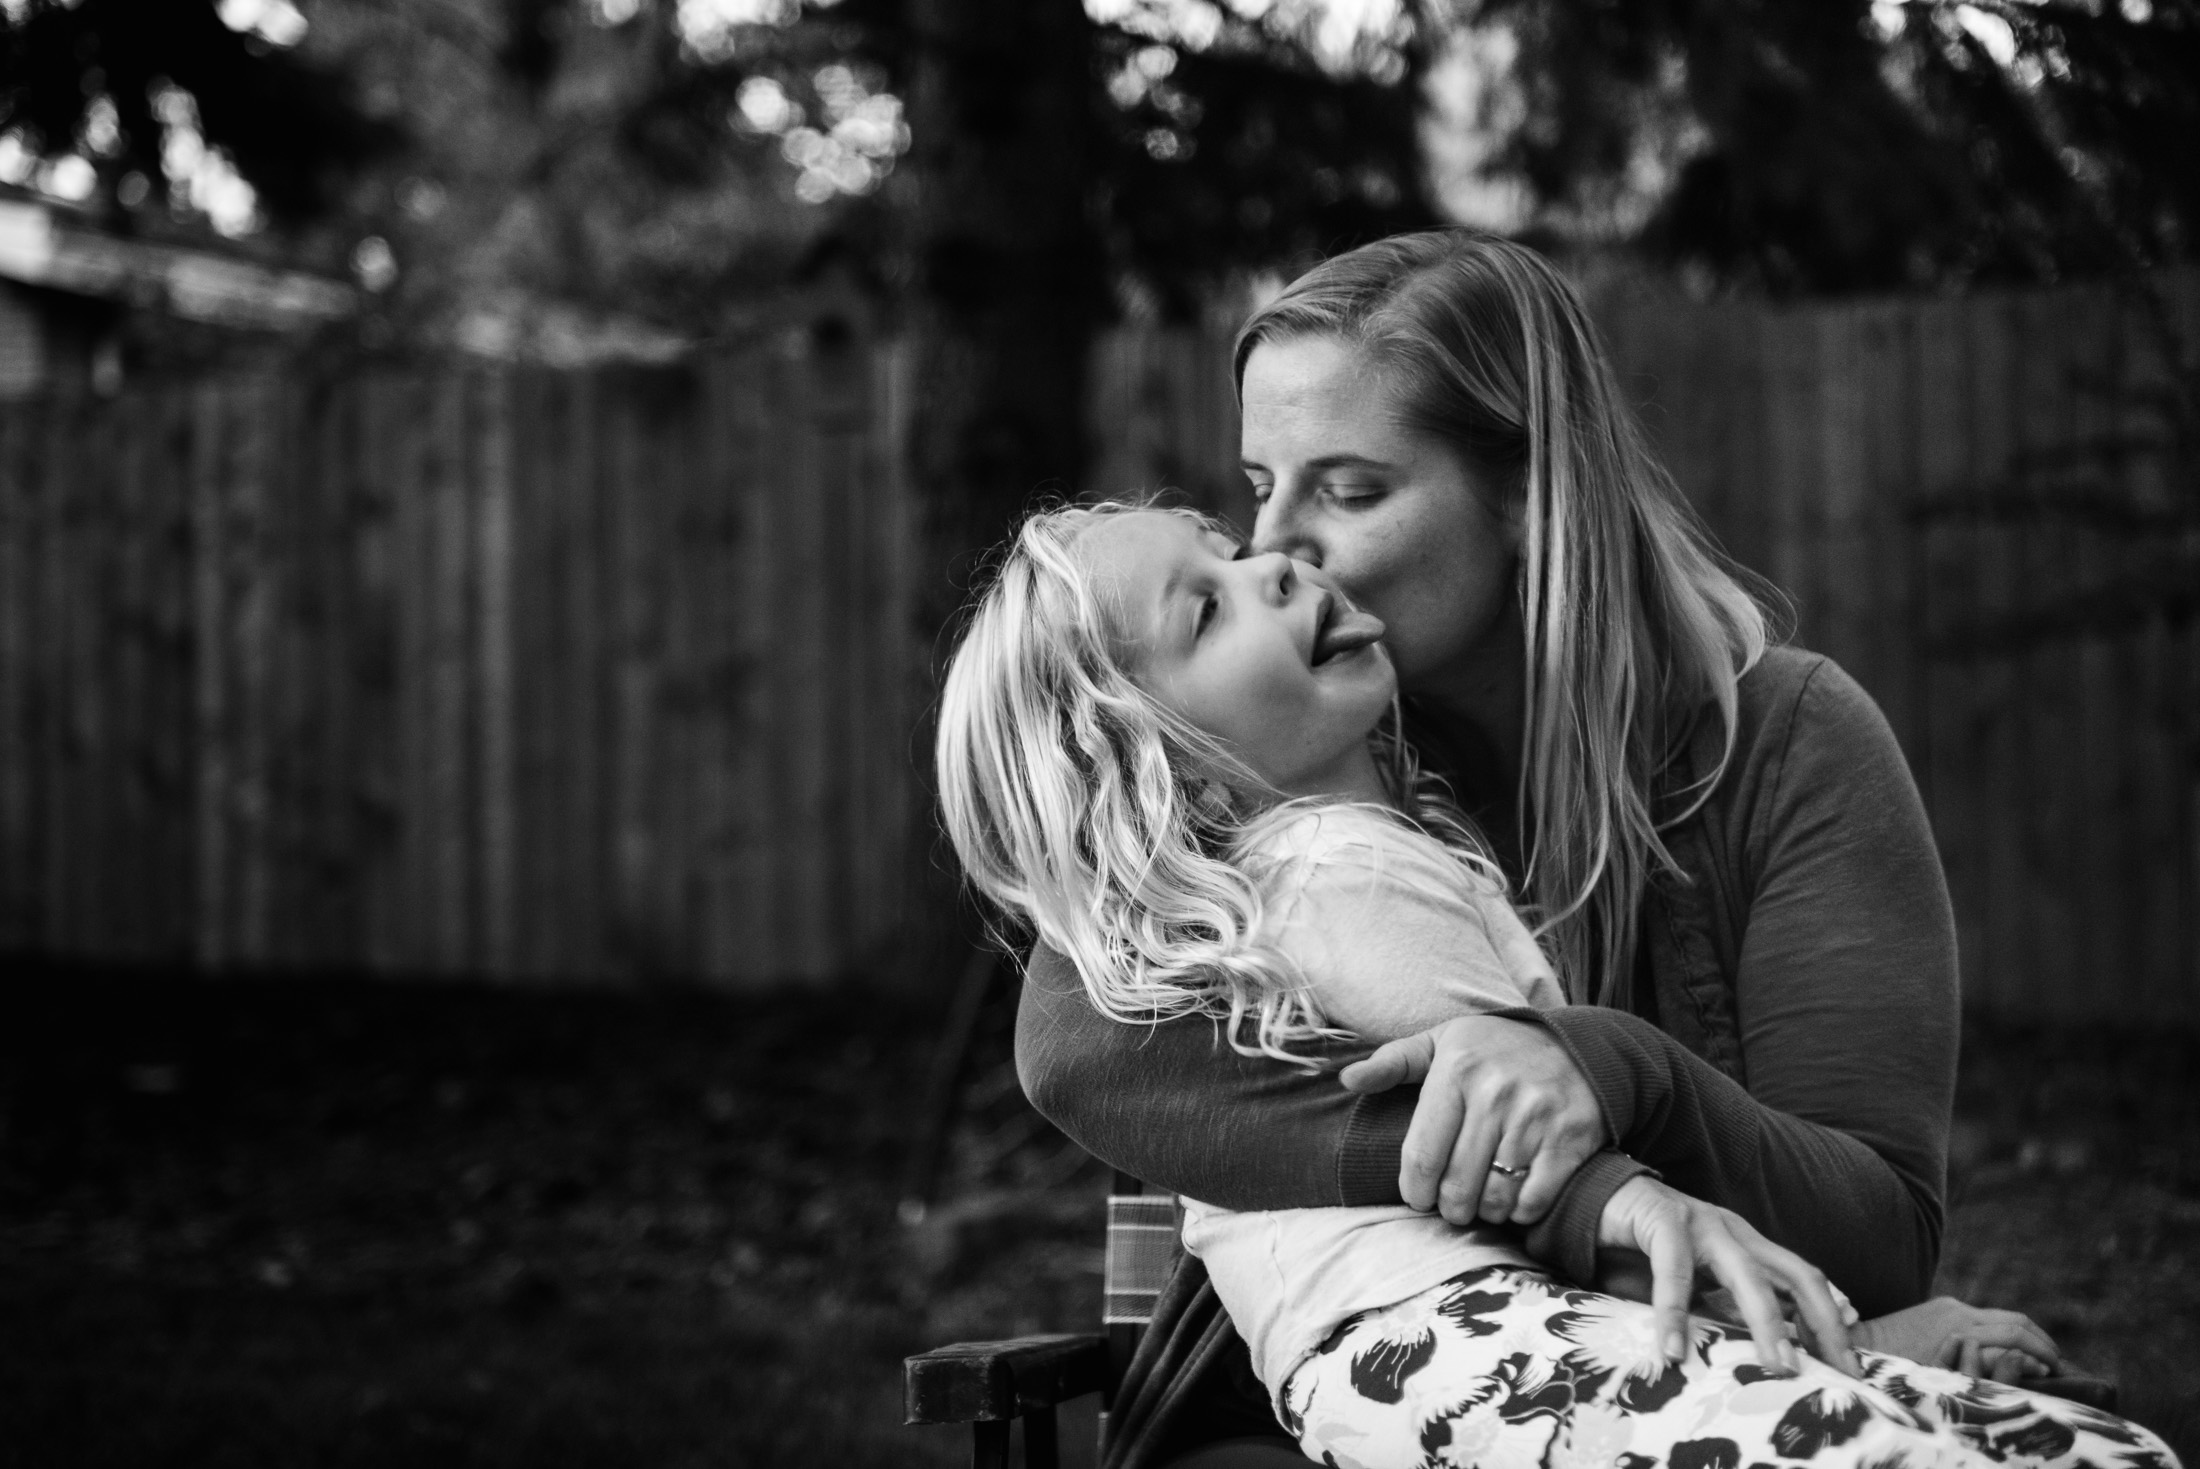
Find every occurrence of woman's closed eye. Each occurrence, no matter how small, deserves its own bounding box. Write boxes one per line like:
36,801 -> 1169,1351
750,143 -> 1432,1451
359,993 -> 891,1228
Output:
1321,478 -> 1386,504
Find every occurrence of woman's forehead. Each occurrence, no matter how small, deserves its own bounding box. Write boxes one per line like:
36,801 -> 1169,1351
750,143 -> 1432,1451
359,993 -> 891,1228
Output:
1241,337 -> 1411,455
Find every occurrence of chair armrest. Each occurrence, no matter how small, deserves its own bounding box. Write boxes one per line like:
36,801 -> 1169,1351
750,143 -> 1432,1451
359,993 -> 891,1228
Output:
905,1332 -> 1109,1425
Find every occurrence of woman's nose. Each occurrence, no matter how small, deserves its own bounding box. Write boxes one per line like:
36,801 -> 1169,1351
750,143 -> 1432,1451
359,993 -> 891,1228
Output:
1250,487 -> 1322,568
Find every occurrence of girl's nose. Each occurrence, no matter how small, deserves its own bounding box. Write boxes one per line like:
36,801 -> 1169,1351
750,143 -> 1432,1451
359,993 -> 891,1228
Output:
1245,549 -> 1296,603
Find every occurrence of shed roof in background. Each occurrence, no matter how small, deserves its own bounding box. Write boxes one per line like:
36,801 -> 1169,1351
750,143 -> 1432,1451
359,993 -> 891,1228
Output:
0,193 -> 355,332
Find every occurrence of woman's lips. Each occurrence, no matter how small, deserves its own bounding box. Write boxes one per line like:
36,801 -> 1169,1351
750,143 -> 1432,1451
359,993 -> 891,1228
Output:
1311,595 -> 1386,666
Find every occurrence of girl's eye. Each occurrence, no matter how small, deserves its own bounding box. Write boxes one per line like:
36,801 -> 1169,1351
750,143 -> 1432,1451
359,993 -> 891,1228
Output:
1195,594 -> 1219,635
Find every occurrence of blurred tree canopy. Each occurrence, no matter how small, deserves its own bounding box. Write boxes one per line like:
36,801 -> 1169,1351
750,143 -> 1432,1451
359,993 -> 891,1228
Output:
1474,0 -> 2200,294
0,0 -> 397,230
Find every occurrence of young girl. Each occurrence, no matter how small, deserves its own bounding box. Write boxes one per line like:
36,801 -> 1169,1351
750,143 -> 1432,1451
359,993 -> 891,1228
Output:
936,500 -> 2178,1469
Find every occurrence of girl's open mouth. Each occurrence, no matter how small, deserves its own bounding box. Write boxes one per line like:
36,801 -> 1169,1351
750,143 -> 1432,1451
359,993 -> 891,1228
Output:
1311,592 -> 1385,667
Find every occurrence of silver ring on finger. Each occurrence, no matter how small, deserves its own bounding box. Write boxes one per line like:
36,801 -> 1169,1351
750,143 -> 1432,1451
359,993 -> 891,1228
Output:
1489,1160 -> 1525,1179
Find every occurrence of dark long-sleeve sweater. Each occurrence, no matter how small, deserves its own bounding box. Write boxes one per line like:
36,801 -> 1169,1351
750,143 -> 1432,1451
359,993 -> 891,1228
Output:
1016,647 -> 1959,1318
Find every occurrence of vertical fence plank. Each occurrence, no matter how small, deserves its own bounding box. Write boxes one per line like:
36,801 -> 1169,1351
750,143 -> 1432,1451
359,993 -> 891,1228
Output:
233,379 -> 278,968
687,356 -> 740,983
109,383 -> 151,961
1913,297 -> 1978,991
352,372 -> 401,974
432,370 -> 478,974
1762,304 -> 1823,643
474,369 -> 517,980
561,369 -> 607,981
314,375 -> 362,969
784,341 -> 833,978
604,374 -> 650,980
726,350 -> 782,981
0,406 -> 29,949
144,388 -> 189,962
2059,287 -> 2133,1012
1970,292 -> 2030,1015
504,368 -> 558,983
187,383 -> 224,967
389,371 -> 429,971
45,394 -> 82,954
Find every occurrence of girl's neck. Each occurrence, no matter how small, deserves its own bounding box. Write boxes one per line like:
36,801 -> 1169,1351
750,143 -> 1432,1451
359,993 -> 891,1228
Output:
1276,741 -> 1394,808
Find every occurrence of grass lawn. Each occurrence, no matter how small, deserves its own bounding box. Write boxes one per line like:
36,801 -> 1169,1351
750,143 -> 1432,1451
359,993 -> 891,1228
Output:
1,959 -> 2194,1467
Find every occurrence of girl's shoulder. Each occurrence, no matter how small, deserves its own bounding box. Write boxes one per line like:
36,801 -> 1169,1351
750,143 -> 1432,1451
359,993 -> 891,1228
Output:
1244,802 -> 1499,906
1242,802 -> 1400,873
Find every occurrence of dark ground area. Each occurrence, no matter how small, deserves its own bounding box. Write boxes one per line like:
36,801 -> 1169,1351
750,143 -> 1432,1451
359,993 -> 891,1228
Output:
1,960 -> 2195,1468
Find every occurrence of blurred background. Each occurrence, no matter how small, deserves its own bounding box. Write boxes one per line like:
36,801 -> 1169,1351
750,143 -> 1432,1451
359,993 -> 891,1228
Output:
0,0 -> 2195,1463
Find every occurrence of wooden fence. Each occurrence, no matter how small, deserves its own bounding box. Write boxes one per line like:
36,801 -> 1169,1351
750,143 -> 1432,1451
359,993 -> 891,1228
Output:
3,275 -> 2196,1018
0,336 -> 920,984
1603,277 -> 2200,1028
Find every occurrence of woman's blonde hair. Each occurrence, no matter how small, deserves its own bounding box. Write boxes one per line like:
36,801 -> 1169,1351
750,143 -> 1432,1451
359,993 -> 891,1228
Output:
936,500 -> 1502,1061
1235,230 -> 1772,1006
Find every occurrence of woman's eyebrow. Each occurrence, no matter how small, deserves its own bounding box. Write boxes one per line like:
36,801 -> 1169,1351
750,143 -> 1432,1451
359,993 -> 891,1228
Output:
1239,452 -> 1399,473
1304,453 -> 1398,472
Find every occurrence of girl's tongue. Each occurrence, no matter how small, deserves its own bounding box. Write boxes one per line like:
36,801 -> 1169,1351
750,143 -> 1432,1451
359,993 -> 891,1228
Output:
1312,602 -> 1386,666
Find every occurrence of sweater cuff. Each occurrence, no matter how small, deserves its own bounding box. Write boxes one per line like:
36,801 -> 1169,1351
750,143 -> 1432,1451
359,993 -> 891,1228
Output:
1337,1086 -> 1416,1206
1522,1148 -> 1654,1286
1486,1004 -> 1629,1147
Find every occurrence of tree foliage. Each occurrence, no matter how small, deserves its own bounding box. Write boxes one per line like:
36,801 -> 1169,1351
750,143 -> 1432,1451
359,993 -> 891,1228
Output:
0,0 -> 397,227
1474,0 -> 2200,294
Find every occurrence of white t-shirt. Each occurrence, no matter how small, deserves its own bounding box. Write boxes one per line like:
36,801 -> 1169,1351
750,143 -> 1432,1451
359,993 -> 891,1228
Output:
1177,804 -> 1569,1407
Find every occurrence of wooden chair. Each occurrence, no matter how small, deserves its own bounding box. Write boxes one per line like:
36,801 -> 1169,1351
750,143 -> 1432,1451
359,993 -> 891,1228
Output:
904,1175 -> 1303,1469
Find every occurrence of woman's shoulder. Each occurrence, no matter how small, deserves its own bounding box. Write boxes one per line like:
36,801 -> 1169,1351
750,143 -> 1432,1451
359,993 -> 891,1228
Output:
1731,645 -> 1897,766
1715,645 -> 1919,843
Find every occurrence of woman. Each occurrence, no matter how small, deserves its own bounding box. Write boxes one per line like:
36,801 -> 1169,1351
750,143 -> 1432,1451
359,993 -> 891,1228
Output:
1015,232 -> 2057,1464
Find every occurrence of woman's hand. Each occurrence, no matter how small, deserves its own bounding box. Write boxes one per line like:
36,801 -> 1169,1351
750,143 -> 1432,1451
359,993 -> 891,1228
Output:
1338,1015 -> 1605,1226
1853,1297 -> 2061,1382
1600,1175 -> 1862,1378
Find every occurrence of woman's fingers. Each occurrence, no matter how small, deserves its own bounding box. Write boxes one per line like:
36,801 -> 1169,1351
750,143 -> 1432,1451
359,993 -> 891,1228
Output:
1950,1314 -> 2062,1370
1365,1016 -> 1609,1224
1436,1105 -> 1503,1225
1695,1225 -> 1797,1373
1752,1242 -> 1859,1376
1510,1123 -> 1598,1225
1337,1032 -> 1435,1095
1959,1337 -> 1985,1379
1396,1071 -> 1467,1212
1636,1206 -> 1696,1363
1476,1161 -> 1524,1224
1475,1120 -> 1534,1223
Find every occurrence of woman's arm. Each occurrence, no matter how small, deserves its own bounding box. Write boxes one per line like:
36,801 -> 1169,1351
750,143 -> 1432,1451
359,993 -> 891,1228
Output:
1342,657 -> 1958,1317
1594,656 -> 1956,1315
1015,945 -> 1415,1208
1016,815 -> 1640,1283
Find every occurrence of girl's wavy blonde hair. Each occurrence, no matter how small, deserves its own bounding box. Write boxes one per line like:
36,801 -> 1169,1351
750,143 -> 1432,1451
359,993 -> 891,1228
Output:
936,500 -> 1503,1062
1236,230 -> 1773,1006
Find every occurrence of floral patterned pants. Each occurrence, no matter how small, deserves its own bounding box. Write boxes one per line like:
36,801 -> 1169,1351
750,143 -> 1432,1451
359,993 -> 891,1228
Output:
1280,1267 -> 2179,1469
